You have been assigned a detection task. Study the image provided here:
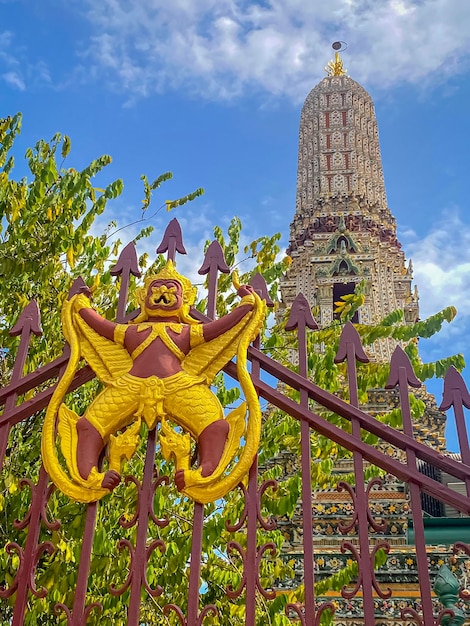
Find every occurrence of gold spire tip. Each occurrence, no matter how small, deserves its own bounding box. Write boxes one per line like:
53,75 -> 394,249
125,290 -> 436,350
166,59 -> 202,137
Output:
325,41 -> 348,76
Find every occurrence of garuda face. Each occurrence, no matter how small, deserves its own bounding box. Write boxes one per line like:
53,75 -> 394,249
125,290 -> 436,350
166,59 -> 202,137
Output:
145,279 -> 184,318
135,261 -> 197,324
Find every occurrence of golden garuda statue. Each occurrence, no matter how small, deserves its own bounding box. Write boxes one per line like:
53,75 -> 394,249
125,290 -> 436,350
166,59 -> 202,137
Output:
42,261 -> 266,504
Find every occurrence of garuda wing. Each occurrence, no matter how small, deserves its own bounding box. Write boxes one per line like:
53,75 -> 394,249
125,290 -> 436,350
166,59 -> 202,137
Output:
42,293 -> 132,503
183,297 -> 265,384
62,294 -> 132,384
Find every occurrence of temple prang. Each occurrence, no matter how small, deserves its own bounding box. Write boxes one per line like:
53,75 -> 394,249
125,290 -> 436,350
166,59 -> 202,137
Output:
282,49 -> 419,362
277,46 -> 465,622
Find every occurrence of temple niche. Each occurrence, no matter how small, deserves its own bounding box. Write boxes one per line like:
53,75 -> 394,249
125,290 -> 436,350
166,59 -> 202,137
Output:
278,47 -> 456,623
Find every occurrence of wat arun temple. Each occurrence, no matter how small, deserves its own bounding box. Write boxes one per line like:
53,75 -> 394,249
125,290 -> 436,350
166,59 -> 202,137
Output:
276,46 -> 469,623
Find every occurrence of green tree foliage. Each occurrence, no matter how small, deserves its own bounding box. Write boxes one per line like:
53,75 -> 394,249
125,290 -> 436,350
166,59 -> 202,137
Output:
0,114 -> 208,625
0,115 -> 465,625
0,113 -> 203,383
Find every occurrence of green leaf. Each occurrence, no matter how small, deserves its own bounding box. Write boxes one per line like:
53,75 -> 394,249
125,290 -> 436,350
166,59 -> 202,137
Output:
61,135 -> 71,158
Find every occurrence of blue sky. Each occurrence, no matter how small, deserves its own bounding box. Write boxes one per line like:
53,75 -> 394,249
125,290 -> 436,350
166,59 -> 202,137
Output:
2,0 -> 470,448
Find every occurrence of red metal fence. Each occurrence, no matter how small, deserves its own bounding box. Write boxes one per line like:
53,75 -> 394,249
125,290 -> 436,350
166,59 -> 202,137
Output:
1,220 -> 470,625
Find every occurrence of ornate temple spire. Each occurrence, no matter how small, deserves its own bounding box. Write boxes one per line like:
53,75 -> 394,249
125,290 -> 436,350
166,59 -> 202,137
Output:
295,43 -> 388,216
281,45 -> 419,360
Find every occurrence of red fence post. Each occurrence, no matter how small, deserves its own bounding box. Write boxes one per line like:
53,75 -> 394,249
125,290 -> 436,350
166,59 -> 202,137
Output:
111,426 -> 169,626
0,300 -> 42,468
0,301 -> 60,625
387,346 -> 435,624
440,367 -> 470,496
335,322 -> 391,622
285,293 -> 320,624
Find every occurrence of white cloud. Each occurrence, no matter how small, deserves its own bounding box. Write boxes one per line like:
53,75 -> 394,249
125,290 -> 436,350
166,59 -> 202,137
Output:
0,30 -> 52,91
0,30 -> 13,48
402,210 -> 470,319
78,0 -> 470,102
399,209 -> 470,361
2,70 -> 25,90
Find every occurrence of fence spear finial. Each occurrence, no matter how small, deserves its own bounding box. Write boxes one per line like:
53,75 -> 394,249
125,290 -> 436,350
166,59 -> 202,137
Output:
198,240 -> 230,319
386,346 -> 421,389
110,241 -> 141,279
156,218 -> 187,262
110,242 -> 142,323
439,366 -> 470,411
198,240 -> 230,276
285,293 -> 318,331
67,276 -> 91,300
249,273 -> 274,308
335,321 -> 369,364
10,300 -> 42,337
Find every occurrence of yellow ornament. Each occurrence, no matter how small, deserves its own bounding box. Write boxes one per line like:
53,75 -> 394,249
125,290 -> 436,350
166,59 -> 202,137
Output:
41,261 -> 266,504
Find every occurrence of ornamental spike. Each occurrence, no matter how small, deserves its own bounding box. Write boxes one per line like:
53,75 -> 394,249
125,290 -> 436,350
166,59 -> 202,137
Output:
198,240 -> 230,275
110,242 -> 141,278
67,276 -> 90,300
285,293 -> 318,331
385,346 -> 421,389
439,366 -> 470,411
10,300 -> 42,337
249,273 -> 274,307
156,218 -> 187,260
335,321 -> 369,364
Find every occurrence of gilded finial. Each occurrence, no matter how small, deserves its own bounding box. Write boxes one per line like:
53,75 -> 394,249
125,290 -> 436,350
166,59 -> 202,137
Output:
325,41 -> 348,76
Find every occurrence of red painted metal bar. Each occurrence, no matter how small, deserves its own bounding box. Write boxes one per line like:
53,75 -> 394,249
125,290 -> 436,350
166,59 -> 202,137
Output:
110,242 -> 142,324
451,397 -> 470,497
11,445 -> 61,623
198,239 -> 230,321
254,377 -> 470,514
243,278 -> 279,624
126,427 -> 165,625
70,503 -> 100,625
184,241 -> 224,625
224,333 -> 277,623
244,459 -> 259,626
186,503 -> 204,626
339,324 -> 375,624
3,466 -> 56,622
0,352 -> 69,407
285,293 -> 318,624
245,334 -> 261,626
0,301 -> 57,624
0,364 -> 95,431
440,367 -> 470,497
394,356 -> 434,624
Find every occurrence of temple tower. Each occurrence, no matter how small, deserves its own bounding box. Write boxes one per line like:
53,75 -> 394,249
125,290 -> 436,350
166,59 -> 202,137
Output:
276,47 -> 453,622
281,49 -> 419,360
